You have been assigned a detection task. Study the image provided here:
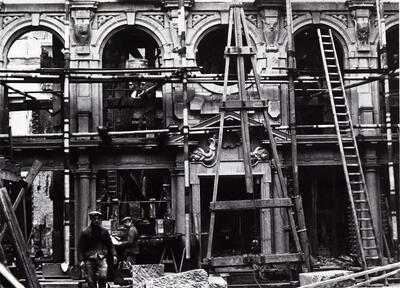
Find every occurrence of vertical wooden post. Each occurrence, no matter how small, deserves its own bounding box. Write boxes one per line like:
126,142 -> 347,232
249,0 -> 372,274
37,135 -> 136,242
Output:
0,188 -> 40,288
284,0 -> 311,270
260,175 -> 271,254
375,0 -> 396,258
0,85 -> 9,134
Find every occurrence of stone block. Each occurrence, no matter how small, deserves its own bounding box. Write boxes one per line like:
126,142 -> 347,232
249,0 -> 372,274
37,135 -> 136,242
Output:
145,269 -> 209,288
299,270 -> 354,287
131,264 -> 165,288
208,275 -> 227,288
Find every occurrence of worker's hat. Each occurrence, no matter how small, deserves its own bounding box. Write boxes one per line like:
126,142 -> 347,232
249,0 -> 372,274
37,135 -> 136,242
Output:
88,211 -> 102,217
121,216 -> 132,223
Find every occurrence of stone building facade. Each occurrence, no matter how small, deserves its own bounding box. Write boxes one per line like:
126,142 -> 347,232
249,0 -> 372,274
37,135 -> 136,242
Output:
0,0 -> 398,270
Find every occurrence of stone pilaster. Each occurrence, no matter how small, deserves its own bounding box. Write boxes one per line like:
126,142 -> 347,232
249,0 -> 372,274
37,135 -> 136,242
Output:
347,1 -> 377,135
73,154 -> 91,263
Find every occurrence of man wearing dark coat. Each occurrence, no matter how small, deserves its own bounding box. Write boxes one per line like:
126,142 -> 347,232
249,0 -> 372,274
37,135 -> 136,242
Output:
78,211 -> 117,288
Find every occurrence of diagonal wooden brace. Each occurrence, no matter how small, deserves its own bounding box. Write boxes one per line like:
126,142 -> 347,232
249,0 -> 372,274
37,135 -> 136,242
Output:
0,160 -> 42,242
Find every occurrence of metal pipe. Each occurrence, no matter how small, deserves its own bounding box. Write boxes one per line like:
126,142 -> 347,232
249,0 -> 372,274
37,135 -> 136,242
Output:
63,0 -> 71,267
178,0 -> 191,260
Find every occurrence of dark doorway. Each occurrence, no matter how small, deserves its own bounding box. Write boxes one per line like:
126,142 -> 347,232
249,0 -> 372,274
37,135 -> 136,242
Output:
200,176 -> 261,259
300,166 -> 350,257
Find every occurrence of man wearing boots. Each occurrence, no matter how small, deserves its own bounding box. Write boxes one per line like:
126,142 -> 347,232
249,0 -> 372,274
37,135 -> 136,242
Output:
78,211 -> 117,288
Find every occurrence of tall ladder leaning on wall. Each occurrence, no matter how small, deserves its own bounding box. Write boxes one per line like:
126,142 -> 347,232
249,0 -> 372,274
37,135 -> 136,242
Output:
317,28 -> 383,268
205,0 -> 310,272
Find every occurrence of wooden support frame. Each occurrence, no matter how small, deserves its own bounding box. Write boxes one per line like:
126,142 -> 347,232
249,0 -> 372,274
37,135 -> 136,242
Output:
0,188 -> 40,288
209,253 -> 302,267
0,160 -> 42,242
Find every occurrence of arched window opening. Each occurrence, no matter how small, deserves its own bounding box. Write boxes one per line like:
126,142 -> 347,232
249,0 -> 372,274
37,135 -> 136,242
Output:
102,28 -> 163,131
7,30 -> 64,135
4,30 -> 64,263
294,26 -> 345,134
195,25 -> 252,77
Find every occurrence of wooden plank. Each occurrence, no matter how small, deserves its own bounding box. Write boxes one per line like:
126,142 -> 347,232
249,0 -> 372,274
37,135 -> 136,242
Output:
224,46 -> 256,55
206,7 -> 234,260
220,100 -> 268,111
210,198 -> 293,211
8,100 -> 52,111
208,253 -> 302,267
0,188 -> 40,288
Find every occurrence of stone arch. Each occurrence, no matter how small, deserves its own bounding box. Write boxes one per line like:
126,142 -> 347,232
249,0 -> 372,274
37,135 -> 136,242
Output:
371,15 -> 399,44
0,17 -> 65,67
93,15 -> 169,63
188,15 -> 264,58
188,15 -> 264,94
281,14 -> 352,68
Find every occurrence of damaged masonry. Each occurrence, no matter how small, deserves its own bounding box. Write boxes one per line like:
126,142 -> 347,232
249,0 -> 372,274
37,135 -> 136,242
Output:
0,0 -> 399,287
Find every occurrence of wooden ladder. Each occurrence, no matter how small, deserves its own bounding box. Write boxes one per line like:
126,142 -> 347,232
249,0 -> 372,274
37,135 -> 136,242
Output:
205,0 -> 309,271
317,28 -> 382,268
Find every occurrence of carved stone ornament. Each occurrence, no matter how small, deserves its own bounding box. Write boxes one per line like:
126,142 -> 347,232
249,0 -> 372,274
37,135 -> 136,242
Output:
148,14 -> 165,27
331,14 -> 348,28
246,14 -> 258,27
97,15 -> 114,28
191,14 -> 208,27
3,15 -> 20,28
49,14 -> 66,25
251,146 -> 269,166
355,17 -> 369,45
74,18 -> 92,46
262,16 -> 279,51
190,137 -> 217,166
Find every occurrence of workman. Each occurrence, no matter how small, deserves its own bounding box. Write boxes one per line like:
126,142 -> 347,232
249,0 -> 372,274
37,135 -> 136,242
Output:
119,216 -> 139,266
78,211 -> 117,288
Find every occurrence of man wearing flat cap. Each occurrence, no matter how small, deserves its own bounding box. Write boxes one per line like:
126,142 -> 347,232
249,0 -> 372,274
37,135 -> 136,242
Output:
119,216 -> 139,266
78,211 -> 117,288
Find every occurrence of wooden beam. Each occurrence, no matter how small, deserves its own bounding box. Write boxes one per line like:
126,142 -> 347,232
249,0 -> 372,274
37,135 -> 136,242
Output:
208,253 -> 302,267
210,198 -> 293,211
0,188 -> 40,288
13,160 -> 42,211
8,100 -> 52,111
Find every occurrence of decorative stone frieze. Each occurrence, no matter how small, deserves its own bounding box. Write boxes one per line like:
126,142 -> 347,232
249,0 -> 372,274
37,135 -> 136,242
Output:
49,14 -> 66,25
97,15 -> 115,28
191,14 -> 208,28
3,15 -> 21,28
